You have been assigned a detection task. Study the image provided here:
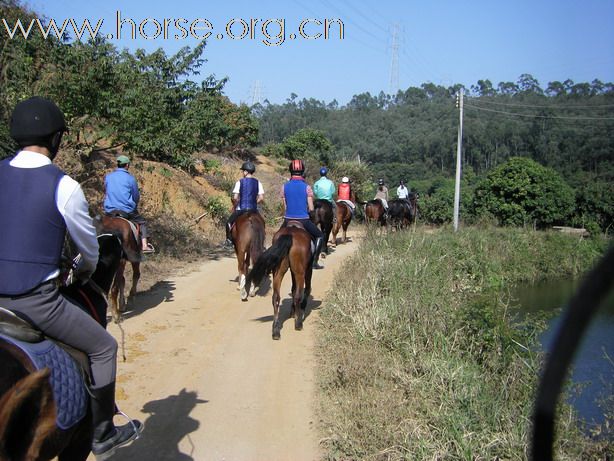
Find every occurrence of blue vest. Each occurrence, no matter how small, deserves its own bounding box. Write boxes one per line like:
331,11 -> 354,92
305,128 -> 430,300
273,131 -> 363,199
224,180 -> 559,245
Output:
239,177 -> 259,211
284,179 -> 309,219
0,158 -> 66,295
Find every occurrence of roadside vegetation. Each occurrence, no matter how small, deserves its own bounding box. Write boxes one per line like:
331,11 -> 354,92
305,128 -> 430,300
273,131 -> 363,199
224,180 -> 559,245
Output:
316,227 -> 612,460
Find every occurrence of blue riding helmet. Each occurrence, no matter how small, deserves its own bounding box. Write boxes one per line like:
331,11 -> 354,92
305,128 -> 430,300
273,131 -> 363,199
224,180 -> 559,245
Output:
320,167 -> 328,176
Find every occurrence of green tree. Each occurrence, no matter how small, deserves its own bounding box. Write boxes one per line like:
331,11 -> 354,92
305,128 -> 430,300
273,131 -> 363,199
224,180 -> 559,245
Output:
472,157 -> 575,227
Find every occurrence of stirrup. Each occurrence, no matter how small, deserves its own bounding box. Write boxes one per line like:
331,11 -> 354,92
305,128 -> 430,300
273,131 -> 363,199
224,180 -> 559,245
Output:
142,243 -> 155,254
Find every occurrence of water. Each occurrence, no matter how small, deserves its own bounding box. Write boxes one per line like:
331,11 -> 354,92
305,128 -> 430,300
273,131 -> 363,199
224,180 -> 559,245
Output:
511,277 -> 614,433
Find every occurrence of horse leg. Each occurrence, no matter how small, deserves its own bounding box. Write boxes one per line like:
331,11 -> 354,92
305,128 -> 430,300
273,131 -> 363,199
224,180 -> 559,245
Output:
240,249 -> 250,301
128,261 -> 140,300
293,271 -> 305,331
302,264 -> 313,312
271,270 -> 283,340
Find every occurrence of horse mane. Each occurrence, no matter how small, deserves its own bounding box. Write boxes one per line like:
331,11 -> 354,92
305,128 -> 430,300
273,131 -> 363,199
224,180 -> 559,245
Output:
0,368 -> 56,461
246,234 -> 293,288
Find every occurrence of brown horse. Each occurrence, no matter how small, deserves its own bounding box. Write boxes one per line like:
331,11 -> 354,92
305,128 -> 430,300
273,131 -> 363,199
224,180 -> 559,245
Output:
231,211 -> 266,301
0,234 -> 123,461
312,199 -> 334,254
94,214 -> 142,321
245,224 -> 313,340
365,200 -> 387,231
331,201 -> 353,245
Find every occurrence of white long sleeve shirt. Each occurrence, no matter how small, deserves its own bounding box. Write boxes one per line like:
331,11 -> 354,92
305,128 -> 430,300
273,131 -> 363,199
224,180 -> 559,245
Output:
10,150 -> 99,280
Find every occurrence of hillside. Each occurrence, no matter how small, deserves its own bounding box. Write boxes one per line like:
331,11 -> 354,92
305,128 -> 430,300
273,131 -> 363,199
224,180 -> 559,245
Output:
56,149 -> 290,291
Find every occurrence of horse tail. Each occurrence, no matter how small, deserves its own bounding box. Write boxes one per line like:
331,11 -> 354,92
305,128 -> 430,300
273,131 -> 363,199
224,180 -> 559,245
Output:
249,217 -> 265,264
247,234 -> 292,288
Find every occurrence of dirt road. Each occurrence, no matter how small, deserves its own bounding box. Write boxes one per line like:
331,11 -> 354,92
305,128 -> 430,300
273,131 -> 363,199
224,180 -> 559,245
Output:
91,234 -> 361,461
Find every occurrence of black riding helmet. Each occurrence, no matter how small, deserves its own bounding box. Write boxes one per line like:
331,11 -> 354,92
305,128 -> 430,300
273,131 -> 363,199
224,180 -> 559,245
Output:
378,178 -> 384,185
10,97 -> 67,151
240,161 -> 256,174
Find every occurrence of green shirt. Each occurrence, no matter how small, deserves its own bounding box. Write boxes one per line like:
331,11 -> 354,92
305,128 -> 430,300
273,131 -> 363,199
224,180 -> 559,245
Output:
313,177 -> 335,202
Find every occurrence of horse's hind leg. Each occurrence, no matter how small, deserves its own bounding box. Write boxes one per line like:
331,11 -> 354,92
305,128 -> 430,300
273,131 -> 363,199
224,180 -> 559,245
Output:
240,250 -> 250,301
129,262 -> 140,299
293,271 -> 305,331
271,270 -> 283,340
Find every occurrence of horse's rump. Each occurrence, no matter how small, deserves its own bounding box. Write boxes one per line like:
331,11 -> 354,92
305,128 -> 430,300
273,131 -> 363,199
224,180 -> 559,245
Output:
95,215 -> 140,263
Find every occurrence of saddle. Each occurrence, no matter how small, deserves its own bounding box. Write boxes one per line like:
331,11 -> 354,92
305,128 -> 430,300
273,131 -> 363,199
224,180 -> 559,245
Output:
105,211 -> 140,243
284,221 -> 316,255
0,307 -> 89,429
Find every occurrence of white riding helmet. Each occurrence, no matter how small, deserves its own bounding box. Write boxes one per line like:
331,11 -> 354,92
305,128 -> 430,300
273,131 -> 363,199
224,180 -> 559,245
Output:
341,176 -> 349,183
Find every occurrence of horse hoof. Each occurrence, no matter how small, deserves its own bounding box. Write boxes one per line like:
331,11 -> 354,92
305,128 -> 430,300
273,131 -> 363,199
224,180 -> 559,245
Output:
272,333 -> 281,340
241,288 -> 248,300
295,325 -> 303,331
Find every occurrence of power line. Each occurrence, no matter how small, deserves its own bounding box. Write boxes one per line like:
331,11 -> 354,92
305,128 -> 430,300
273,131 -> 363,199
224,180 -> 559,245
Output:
466,98 -> 614,110
464,104 -> 614,121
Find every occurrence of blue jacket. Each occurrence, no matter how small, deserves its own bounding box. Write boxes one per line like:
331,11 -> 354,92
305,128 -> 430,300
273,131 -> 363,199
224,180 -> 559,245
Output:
104,168 -> 139,214
238,177 -> 259,211
283,178 -> 309,219
0,158 -> 66,295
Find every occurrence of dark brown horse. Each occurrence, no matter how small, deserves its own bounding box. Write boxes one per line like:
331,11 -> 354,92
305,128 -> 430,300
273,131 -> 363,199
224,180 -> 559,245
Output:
94,215 -> 142,321
245,224 -> 313,340
231,211 -> 266,301
331,200 -> 353,246
365,200 -> 387,229
312,199 -> 334,254
0,234 -> 123,461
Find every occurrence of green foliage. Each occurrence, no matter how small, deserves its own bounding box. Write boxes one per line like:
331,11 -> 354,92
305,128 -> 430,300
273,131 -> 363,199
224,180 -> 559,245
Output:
0,2 -> 259,167
204,195 -> 229,223
473,157 -> 575,227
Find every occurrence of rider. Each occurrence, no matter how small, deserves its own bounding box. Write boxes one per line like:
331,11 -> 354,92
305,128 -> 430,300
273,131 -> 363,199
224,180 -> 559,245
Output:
0,97 -> 142,459
374,178 -> 389,212
103,155 -> 154,254
313,166 -> 337,223
223,160 -> 264,247
397,179 -> 410,203
281,159 -> 325,269
337,176 -> 356,215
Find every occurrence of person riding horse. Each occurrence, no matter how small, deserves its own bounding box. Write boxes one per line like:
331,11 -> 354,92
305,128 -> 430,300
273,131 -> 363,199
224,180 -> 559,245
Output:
281,159 -> 325,269
0,97 -> 142,459
313,166 -> 337,223
223,161 -> 264,248
337,176 -> 356,215
374,178 -> 389,213
103,154 -> 154,254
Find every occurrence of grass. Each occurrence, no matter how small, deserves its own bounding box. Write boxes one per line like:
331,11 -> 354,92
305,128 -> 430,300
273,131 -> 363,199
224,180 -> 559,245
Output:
316,225 -> 611,460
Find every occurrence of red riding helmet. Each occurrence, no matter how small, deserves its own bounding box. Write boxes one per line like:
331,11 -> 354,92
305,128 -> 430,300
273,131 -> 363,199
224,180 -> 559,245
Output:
289,159 -> 305,175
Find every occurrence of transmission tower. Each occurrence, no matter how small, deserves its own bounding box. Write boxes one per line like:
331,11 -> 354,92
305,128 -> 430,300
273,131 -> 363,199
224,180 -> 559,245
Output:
389,23 -> 400,95
251,80 -> 263,106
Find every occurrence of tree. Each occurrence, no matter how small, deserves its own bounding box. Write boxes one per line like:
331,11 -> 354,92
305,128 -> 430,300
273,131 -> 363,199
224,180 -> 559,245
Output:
472,157 -> 575,228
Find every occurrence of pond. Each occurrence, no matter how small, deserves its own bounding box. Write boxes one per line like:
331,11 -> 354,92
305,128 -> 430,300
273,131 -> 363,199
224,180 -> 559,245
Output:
511,277 -> 614,434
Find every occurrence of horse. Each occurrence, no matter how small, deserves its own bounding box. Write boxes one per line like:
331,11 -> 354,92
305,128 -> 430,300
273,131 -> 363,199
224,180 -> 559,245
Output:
312,199 -> 334,255
364,200 -> 387,230
94,214 -> 142,321
388,197 -> 416,230
231,211 -> 266,301
245,224 -> 313,340
331,200 -> 353,246
0,234 -> 123,461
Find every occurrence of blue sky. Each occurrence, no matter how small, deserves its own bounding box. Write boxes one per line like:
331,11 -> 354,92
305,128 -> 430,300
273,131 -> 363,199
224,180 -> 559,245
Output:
24,0 -> 614,105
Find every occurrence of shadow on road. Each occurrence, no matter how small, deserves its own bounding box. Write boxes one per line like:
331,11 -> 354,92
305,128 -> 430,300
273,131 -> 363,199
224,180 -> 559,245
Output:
111,280 -> 177,322
110,388 -> 208,461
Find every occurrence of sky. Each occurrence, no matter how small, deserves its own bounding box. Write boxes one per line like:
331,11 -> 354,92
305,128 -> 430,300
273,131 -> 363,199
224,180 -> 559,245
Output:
20,0 -> 614,106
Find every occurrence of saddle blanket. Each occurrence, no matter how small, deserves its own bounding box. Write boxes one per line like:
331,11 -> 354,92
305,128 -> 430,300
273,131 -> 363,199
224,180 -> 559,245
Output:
336,199 -> 355,210
0,333 -> 88,429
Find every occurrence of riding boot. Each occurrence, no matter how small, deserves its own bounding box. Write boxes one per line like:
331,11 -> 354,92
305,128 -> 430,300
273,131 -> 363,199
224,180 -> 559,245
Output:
91,382 -> 143,460
312,237 -> 324,269
223,222 -> 233,247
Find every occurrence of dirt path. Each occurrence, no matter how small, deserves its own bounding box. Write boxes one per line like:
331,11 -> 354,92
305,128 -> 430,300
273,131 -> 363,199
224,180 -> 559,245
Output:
90,233 -> 361,461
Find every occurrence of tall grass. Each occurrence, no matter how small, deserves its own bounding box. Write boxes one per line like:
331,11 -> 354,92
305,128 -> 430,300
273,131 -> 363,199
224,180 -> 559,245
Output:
316,226 -> 611,460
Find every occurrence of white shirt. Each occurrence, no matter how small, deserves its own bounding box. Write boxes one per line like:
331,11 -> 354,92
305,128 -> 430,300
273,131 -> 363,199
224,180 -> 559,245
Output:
10,150 -> 99,280
397,185 -> 409,199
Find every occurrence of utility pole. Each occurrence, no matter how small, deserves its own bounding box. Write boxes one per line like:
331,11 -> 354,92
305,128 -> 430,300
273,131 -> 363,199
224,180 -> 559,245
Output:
389,24 -> 400,95
453,87 -> 464,231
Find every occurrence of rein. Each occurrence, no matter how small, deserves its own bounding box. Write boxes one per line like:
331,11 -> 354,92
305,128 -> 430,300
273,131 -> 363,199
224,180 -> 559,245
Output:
76,286 -> 102,325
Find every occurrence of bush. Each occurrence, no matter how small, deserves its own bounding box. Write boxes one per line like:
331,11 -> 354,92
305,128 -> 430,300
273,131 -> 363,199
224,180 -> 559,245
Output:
473,157 -> 575,228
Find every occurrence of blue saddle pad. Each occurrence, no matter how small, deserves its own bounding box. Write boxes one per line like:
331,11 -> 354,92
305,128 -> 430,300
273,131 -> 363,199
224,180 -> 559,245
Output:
0,334 -> 88,430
